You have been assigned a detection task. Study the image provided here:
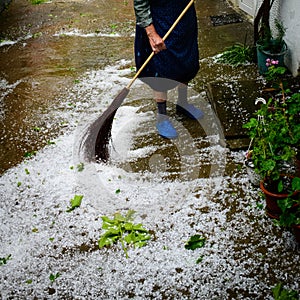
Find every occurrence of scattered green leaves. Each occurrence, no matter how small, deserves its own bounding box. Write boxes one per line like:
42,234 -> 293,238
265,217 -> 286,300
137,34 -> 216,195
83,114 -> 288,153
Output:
66,194 -> 83,212
196,256 -> 204,264
272,282 -> 299,300
98,210 -> 151,258
33,126 -> 41,132
76,163 -> 84,172
24,151 -> 37,158
110,23 -> 118,34
30,0 -> 47,4
0,254 -> 11,266
185,235 -> 206,250
33,32 -> 43,38
49,272 -> 61,282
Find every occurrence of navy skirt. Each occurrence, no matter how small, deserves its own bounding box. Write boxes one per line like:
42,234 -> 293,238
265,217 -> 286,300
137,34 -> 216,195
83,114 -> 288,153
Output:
134,0 -> 199,91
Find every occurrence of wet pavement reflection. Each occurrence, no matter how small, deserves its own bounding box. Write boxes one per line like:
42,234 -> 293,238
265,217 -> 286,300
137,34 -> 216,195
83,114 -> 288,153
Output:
0,0 -> 257,174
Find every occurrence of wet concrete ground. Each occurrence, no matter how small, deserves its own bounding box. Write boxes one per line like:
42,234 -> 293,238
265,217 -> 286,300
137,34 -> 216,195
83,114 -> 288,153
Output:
0,0 -> 259,174
0,0 -> 135,172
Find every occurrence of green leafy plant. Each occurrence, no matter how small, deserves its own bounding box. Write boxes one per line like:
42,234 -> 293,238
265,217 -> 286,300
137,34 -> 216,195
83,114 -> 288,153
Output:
184,235 -> 206,250
264,62 -> 287,86
257,19 -> 286,54
217,42 -> 254,66
243,63 -> 300,189
244,101 -> 296,186
272,282 -> 299,300
66,195 -> 83,212
274,177 -> 300,227
98,210 -> 151,258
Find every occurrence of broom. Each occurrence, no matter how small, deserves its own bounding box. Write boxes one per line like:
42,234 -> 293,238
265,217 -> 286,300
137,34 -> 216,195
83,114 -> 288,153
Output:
94,0 -> 195,162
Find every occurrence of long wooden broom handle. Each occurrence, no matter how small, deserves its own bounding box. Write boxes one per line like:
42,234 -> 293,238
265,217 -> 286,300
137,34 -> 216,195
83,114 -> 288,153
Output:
126,0 -> 195,90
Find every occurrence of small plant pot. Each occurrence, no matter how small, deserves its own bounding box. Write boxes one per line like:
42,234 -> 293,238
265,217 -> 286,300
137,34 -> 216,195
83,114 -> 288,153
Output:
292,224 -> 300,244
260,180 -> 290,216
256,41 -> 287,74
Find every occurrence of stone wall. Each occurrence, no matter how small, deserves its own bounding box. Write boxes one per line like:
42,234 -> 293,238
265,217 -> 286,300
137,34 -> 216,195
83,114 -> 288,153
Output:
278,0 -> 300,76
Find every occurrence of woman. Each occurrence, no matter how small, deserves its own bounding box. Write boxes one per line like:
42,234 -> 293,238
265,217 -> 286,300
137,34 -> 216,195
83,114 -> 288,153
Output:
134,0 -> 203,139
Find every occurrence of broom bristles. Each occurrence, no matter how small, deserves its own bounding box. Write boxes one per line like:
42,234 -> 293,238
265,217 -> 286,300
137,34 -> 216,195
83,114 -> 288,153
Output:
95,87 -> 130,162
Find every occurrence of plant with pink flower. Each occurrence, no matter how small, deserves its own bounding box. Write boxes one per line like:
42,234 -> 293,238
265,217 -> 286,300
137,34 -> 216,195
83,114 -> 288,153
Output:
265,58 -> 279,67
264,57 -> 287,86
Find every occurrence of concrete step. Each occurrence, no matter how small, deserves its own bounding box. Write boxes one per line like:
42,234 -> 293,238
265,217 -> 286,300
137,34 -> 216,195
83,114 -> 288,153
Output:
206,79 -> 265,150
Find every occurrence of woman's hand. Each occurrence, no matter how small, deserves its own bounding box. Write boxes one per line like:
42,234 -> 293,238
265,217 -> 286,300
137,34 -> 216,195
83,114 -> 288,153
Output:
145,24 -> 167,54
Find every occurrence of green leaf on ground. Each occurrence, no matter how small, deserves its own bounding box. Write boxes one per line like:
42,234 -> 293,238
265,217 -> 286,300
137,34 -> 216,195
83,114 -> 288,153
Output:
98,210 -> 151,257
66,195 -> 83,212
185,235 -> 206,250
0,254 -> 11,266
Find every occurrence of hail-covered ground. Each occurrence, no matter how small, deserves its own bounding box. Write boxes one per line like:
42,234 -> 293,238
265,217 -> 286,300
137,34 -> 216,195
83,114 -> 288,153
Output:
0,59 -> 299,300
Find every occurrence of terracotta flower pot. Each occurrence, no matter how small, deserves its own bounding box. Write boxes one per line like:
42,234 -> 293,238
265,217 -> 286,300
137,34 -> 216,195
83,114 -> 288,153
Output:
260,176 -> 299,219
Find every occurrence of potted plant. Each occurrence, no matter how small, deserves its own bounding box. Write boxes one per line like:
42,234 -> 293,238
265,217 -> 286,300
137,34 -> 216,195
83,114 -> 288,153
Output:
254,0 -> 287,74
243,62 -> 300,217
274,177 -> 300,243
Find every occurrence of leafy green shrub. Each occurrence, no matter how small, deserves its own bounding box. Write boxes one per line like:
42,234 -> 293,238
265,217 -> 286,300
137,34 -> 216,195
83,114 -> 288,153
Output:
217,43 -> 255,66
